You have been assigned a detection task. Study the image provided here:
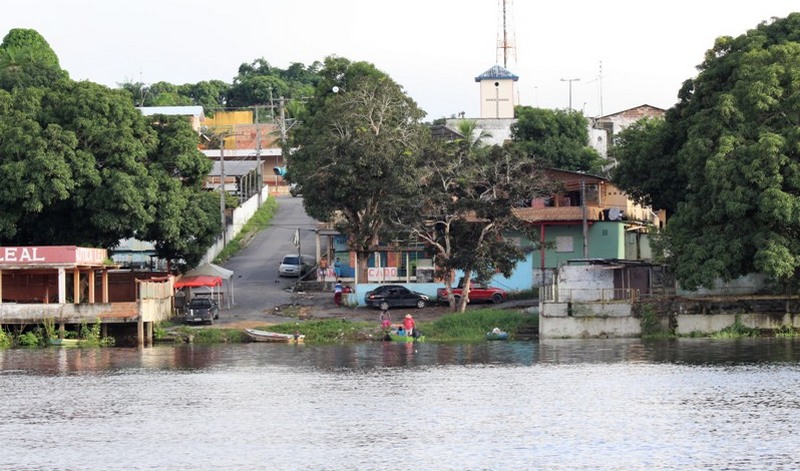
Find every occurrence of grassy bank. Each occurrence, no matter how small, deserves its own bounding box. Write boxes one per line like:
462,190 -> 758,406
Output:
260,307 -> 538,343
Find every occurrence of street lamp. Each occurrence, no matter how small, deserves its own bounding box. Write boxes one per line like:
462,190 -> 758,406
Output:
560,77 -> 581,110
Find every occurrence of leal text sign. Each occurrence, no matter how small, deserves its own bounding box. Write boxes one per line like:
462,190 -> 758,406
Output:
0,246 -> 107,266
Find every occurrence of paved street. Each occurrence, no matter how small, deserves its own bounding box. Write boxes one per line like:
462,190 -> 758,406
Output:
218,195 -> 325,325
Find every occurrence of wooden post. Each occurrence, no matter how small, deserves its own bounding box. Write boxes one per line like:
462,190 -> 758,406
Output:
146,322 -> 153,345
73,268 -> 80,303
102,270 -> 109,303
88,270 -> 96,304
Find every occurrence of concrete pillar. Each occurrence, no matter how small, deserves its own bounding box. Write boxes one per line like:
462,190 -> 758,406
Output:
137,317 -> 144,346
58,268 -> 66,304
146,322 -> 153,346
88,270 -> 96,304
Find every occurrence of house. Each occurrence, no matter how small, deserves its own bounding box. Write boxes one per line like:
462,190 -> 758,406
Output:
589,104 -> 666,165
137,106 -> 205,132
200,110 -> 286,196
510,168 -> 665,287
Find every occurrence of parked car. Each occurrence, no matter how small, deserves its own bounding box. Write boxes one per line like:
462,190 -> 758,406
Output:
279,254 -> 313,277
437,279 -> 507,305
184,297 -> 219,325
289,183 -> 302,197
364,285 -> 429,310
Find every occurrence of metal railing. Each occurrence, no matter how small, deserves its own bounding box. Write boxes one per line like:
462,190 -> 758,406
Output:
541,285 -> 639,303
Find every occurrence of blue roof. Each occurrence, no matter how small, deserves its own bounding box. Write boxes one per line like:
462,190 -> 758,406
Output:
475,65 -> 519,82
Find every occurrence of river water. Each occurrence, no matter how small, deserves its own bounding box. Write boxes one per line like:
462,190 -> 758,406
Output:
1,339 -> 799,470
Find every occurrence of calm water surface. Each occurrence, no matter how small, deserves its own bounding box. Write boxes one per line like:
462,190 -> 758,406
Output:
1,339 -> 800,471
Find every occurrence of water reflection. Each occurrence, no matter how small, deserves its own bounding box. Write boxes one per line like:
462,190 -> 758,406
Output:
2,339 -> 800,470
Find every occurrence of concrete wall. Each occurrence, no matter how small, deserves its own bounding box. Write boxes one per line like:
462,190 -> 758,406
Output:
201,185 -> 270,265
675,312 -> 800,335
556,265 -> 615,301
541,299 -> 800,339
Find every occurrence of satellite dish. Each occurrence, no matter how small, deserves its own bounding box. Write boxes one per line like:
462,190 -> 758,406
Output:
608,208 -> 622,221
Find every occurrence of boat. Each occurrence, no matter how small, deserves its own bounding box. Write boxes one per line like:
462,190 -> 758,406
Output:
387,332 -> 424,343
485,329 -> 509,341
244,328 -> 305,343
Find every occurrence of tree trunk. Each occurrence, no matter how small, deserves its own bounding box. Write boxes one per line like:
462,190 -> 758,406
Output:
356,250 -> 370,284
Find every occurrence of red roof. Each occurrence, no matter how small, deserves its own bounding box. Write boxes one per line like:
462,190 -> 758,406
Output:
174,275 -> 222,288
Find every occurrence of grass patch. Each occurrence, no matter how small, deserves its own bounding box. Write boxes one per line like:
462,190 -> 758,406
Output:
259,319 -> 376,343
421,308 -> 537,342
251,308 -> 538,343
214,197 -> 278,264
709,314 -> 760,339
174,326 -> 247,344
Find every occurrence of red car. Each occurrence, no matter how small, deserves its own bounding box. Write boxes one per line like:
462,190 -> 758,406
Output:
437,279 -> 507,305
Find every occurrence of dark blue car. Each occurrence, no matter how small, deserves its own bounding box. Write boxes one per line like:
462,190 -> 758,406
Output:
364,285 -> 429,311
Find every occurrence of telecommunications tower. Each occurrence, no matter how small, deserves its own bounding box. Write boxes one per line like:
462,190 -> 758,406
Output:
496,0 -> 517,69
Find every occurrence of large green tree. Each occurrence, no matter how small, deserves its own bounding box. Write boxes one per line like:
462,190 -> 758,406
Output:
289,57 -> 427,282
138,115 -> 220,268
406,138 -> 554,312
610,117 -> 685,213
511,106 -> 605,173
614,13 -> 800,290
0,28 -> 68,91
0,30 -> 221,265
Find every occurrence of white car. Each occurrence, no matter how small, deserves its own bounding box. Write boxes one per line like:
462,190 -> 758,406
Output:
279,254 -> 313,277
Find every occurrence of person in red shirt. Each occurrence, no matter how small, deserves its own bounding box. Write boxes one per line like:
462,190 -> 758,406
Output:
403,313 -> 416,337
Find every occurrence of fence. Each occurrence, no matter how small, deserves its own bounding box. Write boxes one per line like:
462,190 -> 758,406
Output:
200,185 -> 270,265
541,285 -> 639,303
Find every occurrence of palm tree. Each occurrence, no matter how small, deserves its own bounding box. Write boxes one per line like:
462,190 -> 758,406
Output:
456,119 -> 492,151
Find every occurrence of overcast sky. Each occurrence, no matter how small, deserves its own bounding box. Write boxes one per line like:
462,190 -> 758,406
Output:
2,1 -> 798,120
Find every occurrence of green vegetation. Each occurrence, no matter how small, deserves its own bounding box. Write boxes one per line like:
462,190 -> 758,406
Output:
0,328 -> 10,348
511,106 -> 606,173
612,13 -> 800,291
260,308 -> 537,343
214,196 -> 278,264
421,308 -> 537,342
172,326 -> 247,344
639,305 -> 672,339
709,314 -> 760,339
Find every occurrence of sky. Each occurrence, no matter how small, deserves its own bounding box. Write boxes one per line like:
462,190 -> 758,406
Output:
2,1 -> 799,120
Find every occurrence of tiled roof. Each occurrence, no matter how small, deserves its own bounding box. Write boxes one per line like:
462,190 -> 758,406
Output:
513,206 -> 605,223
475,65 -> 519,82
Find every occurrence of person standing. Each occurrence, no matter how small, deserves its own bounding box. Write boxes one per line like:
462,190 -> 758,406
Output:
334,257 -> 342,279
334,280 -> 343,306
380,310 -> 391,329
403,313 -> 416,338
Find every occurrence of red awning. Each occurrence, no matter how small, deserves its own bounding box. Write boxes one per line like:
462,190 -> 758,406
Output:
174,275 -> 222,288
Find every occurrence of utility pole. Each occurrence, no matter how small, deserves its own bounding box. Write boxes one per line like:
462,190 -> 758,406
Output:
220,139 -> 227,246
561,77 -> 581,111
278,96 -> 287,169
254,105 -> 263,207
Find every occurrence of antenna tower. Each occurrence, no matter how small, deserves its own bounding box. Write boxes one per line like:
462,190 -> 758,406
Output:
496,0 -> 517,69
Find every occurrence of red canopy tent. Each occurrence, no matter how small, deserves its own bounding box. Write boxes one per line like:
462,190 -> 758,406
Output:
174,275 -> 222,288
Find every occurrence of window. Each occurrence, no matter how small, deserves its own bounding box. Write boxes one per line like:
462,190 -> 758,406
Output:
556,236 -> 574,253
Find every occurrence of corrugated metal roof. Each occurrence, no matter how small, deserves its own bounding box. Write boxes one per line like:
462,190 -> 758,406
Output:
475,65 -> 519,82
138,106 -> 205,118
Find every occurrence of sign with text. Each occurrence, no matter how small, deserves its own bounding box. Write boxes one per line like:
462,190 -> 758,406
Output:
0,246 -> 107,266
367,267 -> 399,282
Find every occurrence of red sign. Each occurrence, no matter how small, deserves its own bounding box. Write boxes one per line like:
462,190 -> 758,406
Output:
0,246 -> 107,266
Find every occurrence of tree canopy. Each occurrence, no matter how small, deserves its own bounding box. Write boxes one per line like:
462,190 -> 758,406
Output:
289,57 -> 427,282
405,137 -> 554,311
0,28 -> 68,91
510,106 -> 605,173
613,13 -> 800,290
0,29 -> 220,267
